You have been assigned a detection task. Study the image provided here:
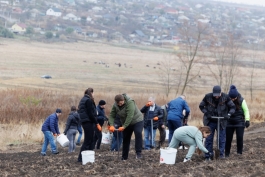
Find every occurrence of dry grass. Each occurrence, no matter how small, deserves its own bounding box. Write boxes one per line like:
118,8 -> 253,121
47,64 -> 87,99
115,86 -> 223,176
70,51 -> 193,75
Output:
0,39 -> 264,150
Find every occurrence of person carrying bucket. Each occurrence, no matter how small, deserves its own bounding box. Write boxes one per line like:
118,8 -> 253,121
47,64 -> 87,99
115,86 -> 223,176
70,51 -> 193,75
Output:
63,106 -> 80,153
77,88 -> 102,163
40,108 -> 62,156
140,97 -> 163,150
199,85 -> 235,161
93,100 -> 107,150
108,94 -> 143,160
168,126 -> 213,162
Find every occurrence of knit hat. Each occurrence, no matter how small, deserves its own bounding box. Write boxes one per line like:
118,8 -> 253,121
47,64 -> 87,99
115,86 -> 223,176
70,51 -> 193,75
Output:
56,108 -> 62,113
228,85 -> 238,99
213,85 -> 221,96
99,100 -> 106,105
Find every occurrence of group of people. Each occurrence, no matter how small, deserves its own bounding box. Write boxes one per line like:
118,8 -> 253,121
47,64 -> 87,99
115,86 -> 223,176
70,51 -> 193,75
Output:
40,84 -> 250,163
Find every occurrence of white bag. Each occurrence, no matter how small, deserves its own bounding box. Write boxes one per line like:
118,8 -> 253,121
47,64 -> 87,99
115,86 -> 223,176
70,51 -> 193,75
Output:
101,132 -> 112,144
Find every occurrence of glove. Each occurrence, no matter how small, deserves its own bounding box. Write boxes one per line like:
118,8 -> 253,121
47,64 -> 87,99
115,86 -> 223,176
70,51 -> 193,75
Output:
153,117 -> 159,121
107,125 -> 110,130
146,101 -> 152,107
245,121 -> 250,128
206,152 -> 213,159
205,112 -> 212,119
96,124 -> 102,131
109,126 -> 115,132
225,113 -> 231,120
53,133 -> 57,137
118,127 -> 125,132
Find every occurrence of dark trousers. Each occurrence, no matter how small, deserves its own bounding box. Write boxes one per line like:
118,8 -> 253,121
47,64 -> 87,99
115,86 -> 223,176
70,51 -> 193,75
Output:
78,121 -> 94,161
167,119 -> 182,144
157,125 -> 166,147
205,122 -> 226,158
225,127 -> 245,155
122,121 -> 144,160
93,119 -> 104,149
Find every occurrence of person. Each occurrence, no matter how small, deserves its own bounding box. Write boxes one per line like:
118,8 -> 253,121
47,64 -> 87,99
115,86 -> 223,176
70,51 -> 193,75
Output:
63,106 -> 80,153
169,126 -> 213,162
108,94 -> 144,160
199,85 -> 236,160
110,115 -> 123,151
156,104 -> 167,149
40,108 -> 62,156
77,88 -> 102,163
93,100 -> 107,150
76,125 -> 82,146
166,95 -> 190,144
140,97 -> 163,150
225,85 -> 250,157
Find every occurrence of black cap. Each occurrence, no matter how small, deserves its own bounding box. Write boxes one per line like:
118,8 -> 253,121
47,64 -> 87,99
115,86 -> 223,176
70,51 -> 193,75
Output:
56,108 -> 62,113
99,100 -> 106,105
213,85 -> 221,96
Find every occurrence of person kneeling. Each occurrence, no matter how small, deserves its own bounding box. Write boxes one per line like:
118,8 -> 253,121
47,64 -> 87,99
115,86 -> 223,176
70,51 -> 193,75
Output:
168,126 -> 212,162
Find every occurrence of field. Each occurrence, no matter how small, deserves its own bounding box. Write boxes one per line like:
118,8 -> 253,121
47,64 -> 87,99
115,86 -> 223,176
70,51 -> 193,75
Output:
0,38 -> 265,176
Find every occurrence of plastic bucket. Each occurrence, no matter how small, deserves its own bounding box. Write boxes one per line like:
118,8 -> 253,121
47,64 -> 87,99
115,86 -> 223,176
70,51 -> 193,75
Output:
101,132 -> 111,144
165,130 -> 169,140
56,134 -> 69,147
81,150 -> 95,165
160,148 -> 177,164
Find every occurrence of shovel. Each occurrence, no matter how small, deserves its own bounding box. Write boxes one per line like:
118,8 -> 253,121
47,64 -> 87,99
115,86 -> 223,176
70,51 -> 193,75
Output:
115,129 -> 120,159
211,116 -> 224,160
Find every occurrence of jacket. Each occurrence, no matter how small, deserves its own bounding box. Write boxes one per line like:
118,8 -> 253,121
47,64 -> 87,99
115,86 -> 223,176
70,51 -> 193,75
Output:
167,97 -> 190,121
63,111 -> 81,134
227,94 -> 250,128
41,113 -> 60,134
109,93 -> 143,128
199,92 -> 236,129
140,104 -> 164,129
78,95 -> 98,124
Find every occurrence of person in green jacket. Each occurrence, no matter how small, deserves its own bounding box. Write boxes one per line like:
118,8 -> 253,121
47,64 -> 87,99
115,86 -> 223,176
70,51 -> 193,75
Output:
108,94 -> 144,160
169,126 -> 212,162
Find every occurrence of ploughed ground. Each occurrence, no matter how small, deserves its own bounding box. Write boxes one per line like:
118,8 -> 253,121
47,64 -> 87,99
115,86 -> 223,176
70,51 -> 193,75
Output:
1,123 -> 265,177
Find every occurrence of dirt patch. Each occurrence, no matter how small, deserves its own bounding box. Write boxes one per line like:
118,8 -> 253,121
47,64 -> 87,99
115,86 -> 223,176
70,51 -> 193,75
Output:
1,124 -> 265,177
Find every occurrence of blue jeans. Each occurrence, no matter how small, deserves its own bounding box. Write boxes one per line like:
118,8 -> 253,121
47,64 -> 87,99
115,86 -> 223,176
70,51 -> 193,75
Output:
205,121 -> 226,158
111,131 -> 123,151
144,126 -> 157,149
41,131 -> 57,155
76,126 -> 82,144
167,119 -> 182,144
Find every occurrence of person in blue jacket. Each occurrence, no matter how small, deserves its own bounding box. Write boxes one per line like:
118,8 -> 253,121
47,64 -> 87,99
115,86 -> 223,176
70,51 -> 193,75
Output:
167,95 -> 190,144
40,108 -> 62,156
93,100 -> 107,150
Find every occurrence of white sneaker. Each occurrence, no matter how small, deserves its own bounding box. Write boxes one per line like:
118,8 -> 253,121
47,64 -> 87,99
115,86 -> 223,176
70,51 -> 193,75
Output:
179,146 -> 188,150
183,158 -> 191,162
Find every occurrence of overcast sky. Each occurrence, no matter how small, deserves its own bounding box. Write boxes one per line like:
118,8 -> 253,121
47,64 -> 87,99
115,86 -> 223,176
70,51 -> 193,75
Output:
214,0 -> 265,6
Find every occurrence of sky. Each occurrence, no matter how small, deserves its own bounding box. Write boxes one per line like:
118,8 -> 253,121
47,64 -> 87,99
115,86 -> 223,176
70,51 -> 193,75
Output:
213,0 -> 265,6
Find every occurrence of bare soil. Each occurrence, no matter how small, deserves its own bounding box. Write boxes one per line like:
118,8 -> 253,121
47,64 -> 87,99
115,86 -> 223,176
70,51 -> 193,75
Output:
0,123 -> 265,177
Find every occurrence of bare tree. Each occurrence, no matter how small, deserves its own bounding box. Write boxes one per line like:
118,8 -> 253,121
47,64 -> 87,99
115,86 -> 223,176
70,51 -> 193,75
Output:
208,32 -> 241,92
158,55 -> 181,97
175,21 -> 208,94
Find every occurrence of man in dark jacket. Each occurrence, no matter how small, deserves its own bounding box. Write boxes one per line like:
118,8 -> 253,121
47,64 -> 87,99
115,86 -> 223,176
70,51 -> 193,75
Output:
199,85 -> 236,160
156,104 -> 167,149
40,108 -> 62,156
93,100 -> 107,150
140,97 -> 163,150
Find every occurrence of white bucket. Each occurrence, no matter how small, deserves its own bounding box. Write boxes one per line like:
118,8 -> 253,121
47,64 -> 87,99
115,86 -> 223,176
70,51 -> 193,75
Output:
81,150 -> 95,165
101,132 -> 111,144
160,148 -> 177,164
56,134 -> 69,147
165,130 -> 169,140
